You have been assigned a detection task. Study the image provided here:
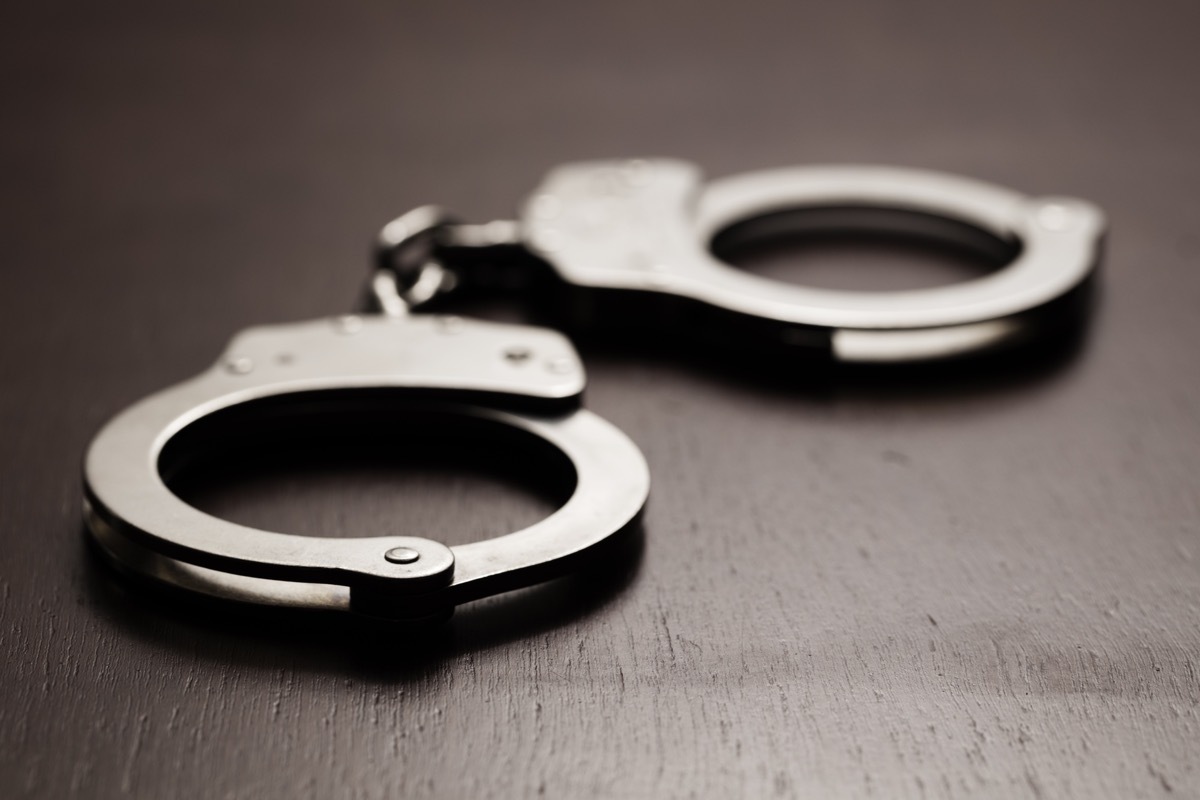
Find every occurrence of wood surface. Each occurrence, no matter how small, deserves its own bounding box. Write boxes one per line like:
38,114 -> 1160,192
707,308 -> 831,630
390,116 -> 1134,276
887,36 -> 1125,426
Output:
2,2 -> 1199,797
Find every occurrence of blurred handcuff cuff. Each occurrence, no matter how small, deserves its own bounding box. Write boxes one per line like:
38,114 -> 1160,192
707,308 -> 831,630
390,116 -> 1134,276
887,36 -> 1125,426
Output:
83,159 -> 1105,626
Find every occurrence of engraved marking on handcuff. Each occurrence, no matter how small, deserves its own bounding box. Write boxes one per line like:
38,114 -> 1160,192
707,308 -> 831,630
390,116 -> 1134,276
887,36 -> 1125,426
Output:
504,346 -> 533,364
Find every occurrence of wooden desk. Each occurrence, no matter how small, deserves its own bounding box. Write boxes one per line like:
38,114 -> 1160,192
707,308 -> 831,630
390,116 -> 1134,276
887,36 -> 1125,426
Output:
2,2 -> 1197,797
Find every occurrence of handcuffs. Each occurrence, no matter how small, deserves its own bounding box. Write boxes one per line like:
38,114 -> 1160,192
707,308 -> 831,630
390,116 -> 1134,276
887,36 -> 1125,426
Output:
83,159 -> 1105,625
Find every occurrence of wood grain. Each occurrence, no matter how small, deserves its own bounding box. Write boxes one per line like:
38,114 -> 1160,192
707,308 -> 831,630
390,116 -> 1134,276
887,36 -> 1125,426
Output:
2,1 -> 1198,797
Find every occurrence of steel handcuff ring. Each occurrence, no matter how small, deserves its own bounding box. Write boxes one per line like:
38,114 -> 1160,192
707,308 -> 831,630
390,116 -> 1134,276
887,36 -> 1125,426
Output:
513,160 -> 1105,361
84,209 -> 650,625
83,159 -> 1104,625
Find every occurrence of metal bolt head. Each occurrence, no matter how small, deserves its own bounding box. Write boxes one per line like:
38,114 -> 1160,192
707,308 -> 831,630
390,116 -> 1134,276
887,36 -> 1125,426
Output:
384,546 -> 421,565
225,356 -> 253,375
1036,202 -> 1074,231
546,356 -> 574,374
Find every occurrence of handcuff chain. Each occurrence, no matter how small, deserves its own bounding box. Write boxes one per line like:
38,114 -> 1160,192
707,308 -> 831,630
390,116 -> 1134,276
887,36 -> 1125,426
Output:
369,206 -> 520,316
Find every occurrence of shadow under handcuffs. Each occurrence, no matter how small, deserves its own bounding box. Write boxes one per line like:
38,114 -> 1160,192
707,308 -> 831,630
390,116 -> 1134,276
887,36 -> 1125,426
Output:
571,276 -> 1098,404
83,403 -> 647,673
84,516 -> 644,676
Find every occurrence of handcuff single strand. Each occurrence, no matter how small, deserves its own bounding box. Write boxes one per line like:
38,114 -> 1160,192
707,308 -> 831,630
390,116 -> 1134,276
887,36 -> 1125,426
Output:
83,159 -> 1105,625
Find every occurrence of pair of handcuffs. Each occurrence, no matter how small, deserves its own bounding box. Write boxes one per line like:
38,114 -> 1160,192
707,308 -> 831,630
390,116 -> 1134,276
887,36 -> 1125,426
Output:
84,159 -> 1105,626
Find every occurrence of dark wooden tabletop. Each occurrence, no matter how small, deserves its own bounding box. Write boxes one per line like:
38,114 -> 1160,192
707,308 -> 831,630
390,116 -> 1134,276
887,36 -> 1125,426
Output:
3,2 -> 1199,798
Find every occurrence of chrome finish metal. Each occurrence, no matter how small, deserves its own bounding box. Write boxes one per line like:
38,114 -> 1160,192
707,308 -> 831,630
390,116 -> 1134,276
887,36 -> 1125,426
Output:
85,313 -> 648,621
372,206 -> 458,313
84,156 -> 1104,626
444,219 -> 523,249
519,159 -> 1105,361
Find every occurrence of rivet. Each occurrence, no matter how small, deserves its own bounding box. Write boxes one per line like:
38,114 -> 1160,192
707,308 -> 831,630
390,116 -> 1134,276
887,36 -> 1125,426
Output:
622,159 -> 650,186
1037,203 -> 1073,231
335,315 -> 363,334
225,356 -> 253,375
384,547 -> 421,565
546,356 -> 574,374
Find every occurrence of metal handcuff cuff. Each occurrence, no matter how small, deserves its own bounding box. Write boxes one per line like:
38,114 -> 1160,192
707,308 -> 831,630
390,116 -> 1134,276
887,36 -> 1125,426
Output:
83,159 -> 1105,625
